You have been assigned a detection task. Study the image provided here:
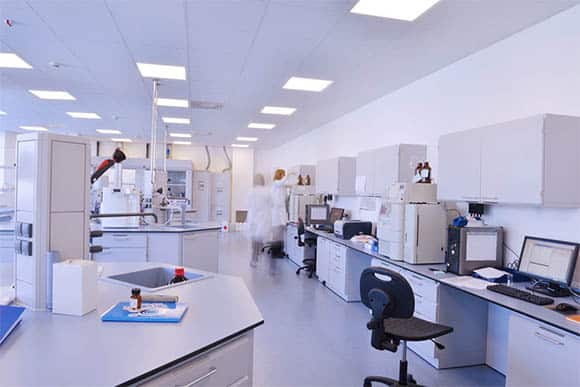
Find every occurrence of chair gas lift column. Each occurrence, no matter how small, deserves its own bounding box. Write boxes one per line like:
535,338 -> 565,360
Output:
360,267 -> 453,387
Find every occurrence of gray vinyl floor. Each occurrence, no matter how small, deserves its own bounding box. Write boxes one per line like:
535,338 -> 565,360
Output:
218,232 -> 505,387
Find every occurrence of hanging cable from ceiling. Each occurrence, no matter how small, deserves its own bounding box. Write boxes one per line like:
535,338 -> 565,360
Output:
222,146 -> 232,173
204,145 -> 211,171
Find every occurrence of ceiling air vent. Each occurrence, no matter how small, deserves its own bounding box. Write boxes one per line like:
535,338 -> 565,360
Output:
190,100 -> 223,110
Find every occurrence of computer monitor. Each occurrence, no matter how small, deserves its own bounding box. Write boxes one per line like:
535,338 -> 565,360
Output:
329,207 -> 344,224
306,204 -> 329,226
518,236 -> 579,289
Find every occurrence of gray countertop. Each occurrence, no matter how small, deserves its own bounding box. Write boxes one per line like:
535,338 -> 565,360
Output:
0,263 -> 264,386
308,228 -> 580,337
94,222 -> 222,234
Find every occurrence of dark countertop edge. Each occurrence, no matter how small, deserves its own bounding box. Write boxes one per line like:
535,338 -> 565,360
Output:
99,227 -> 222,234
308,228 -> 580,337
118,320 -> 265,386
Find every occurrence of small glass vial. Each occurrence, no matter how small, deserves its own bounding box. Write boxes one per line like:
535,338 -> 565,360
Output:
421,161 -> 432,183
130,288 -> 142,310
304,174 -> 311,185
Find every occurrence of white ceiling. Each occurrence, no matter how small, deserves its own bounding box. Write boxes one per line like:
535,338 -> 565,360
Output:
0,0 -> 577,148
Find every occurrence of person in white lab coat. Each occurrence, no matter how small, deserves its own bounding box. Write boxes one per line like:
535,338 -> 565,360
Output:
271,168 -> 289,242
246,174 -> 272,266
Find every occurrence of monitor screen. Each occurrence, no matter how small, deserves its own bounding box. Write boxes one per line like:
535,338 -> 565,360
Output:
329,208 -> 344,224
518,236 -> 579,285
306,204 -> 329,225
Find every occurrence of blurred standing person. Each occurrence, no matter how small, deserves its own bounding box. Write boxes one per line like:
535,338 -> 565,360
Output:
271,168 -> 289,242
246,174 -> 271,267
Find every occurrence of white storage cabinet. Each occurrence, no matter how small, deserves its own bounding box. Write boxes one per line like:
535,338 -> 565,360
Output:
438,114 -> 580,206
506,313 -> 580,387
139,332 -> 254,387
315,157 -> 356,195
356,144 -> 426,196
94,233 -> 147,262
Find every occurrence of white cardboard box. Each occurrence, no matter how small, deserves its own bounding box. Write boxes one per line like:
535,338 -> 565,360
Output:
52,259 -> 97,316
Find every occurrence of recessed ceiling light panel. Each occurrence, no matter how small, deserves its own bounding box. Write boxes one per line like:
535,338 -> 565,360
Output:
231,144 -> 249,148
169,133 -> 192,138
136,62 -> 186,80
67,112 -> 101,119
162,117 -> 190,124
350,0 -> 440,21
0,53 -> 32,69
283,77 -> 333,92
173,141 -> 192,145
0,110 -> 6,115
29,90 -> 76,100
248,123 -> 275,130
111,138 -> 132,143
261,106 -> 296,115
156,98 -> 188,108
236,137 -> 258,142
20,126 -> 48,131
97,129 -> 121,134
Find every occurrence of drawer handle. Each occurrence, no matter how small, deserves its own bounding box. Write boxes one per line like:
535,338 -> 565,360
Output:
534,331 -> 564,346
112,234 -> 130,239
178,367 -> 217,387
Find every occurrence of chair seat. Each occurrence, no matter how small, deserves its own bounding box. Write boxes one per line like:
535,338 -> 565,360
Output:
383,317 -> 453,342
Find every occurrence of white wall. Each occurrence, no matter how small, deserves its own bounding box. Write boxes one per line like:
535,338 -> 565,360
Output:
256,6 -> 580,267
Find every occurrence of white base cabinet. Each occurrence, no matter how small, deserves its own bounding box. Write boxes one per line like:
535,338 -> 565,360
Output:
371,258 -> 488,369
284,224 -> 314,266
506,313 -> 580,387
138,332 -> 254,387
438,114 -> 580,206
318,240 -> 371,302
94,233 -> 147,263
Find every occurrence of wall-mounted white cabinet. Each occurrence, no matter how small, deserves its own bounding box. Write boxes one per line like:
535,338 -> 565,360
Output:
315,157 -> 356,195
438,114 -> 580,206
356,144 -> 426,196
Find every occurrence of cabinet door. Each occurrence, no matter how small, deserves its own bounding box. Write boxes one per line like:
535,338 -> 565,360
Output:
480,118 -> 543,204
356,150 -> 375,194
373,145 -> 398,195
506,313 -> 580,387
316,238 -> 330,283
438,130 -> 481,201
316,159 -> 337,194
183,231 -> 219,272
148,233 -> 180,265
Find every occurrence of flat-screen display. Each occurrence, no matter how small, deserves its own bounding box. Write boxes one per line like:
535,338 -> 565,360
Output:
518,236 -> 579,285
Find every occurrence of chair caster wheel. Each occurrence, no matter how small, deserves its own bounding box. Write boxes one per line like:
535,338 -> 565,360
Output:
363,381 -> 371,387
408,374 -> 417,385
295,269 -> 300,275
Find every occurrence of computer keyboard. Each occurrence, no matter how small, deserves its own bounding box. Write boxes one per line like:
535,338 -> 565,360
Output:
487,284 -> 554,306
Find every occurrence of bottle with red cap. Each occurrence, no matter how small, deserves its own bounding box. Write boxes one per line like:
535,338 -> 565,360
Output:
169,267 -> 188,284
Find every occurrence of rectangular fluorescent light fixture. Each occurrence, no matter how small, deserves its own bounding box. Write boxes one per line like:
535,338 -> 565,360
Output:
0,53 -> 32,69
350,0 -> 440,21
231,144 -> 249,148
236,137 -> 258,142
156,98 -> 188,108
169,133 -> 192,138
67,112 -> 101,119
173,141 -> 192,145
136,63 -> 186,80
283,77 -> 333,92
29,90 -> 76,100
248,123 -> 275,130
162,117 -> 190,125
97,129 -> 121,134
20,126 -> 48,131
111,138 -> 132,143
0,110 -> 6,115
261,106 -> 296,116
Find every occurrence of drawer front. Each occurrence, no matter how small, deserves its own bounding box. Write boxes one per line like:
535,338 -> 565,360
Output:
100,233 -> 147,248
139,333 -> 253,387
0,234 -> 14,248
506,313 -> 580,387
413,296 -> 437,322
93,247 -> 146,262
399,270 -> 438,302
328,265 -> 346,297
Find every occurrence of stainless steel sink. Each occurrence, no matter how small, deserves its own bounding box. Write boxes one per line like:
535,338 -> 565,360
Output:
103,267 -> 208,291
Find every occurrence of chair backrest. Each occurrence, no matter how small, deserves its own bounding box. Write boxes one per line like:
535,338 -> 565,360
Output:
360,267 -> 415,351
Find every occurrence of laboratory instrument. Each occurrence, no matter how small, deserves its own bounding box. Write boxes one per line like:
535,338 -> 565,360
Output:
334,220 -> 373,240
52,259 -> 98,316
403,204 -> 447,264
445,226 -> 503,275
305,204 -> 330,226
387,182 -> 437,203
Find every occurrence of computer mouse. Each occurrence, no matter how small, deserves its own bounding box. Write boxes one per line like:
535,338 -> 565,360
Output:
555,303 -> 578,313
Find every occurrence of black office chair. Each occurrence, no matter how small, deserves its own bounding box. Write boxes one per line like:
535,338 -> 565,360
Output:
360,267 -> 453,387
261,241 -> 285,258
295,218 -> 317,278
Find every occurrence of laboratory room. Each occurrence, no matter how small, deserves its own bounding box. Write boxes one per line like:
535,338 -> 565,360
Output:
1,1 -> 580,387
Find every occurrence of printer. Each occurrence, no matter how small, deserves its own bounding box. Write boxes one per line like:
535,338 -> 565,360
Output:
334,220 -> 372,240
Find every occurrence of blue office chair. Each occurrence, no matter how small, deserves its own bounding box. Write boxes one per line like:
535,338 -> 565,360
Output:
360,267 -> 453,387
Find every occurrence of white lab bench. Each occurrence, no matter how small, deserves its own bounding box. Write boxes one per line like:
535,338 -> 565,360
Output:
307,228 -> 580,386
0,262 -> 263,386
92,223 -> 221,272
